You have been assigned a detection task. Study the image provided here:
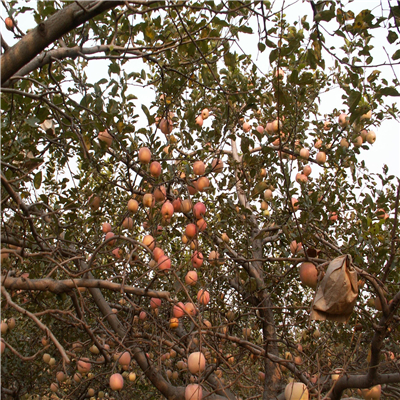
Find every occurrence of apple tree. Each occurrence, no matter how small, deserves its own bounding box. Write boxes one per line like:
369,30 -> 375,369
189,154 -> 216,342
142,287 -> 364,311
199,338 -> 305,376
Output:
1,1 -> 399,399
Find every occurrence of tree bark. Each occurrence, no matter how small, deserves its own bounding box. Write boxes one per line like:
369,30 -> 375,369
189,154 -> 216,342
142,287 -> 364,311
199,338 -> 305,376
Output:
1,1 -> 124,84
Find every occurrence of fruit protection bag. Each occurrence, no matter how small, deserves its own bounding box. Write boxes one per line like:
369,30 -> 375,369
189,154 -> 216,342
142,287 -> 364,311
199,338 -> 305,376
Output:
310,254 -> 358,322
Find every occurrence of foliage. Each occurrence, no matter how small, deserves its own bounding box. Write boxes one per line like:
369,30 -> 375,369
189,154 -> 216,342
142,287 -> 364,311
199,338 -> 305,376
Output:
1,1 -> 399,400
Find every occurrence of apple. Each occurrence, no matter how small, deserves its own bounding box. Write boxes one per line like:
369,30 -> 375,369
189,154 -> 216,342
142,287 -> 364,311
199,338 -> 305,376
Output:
329,212 -> 338,222
50,383 -> 59,392
188,352 -> 206,374
196,218 -> 207,232
129,372 -> 136,382
181,199 -> 193,213
154,186 -> 166,202
340,138 -> 349,148
316,151 -> 326,164
139,147 -> 152,164
105,231 -> 116,246
150,298 -> 162,309
303,165 -> 312,176
338,113 -> 349,127
173,302 -> 185,318
191,251 -> 203,268
5,17 -> 14,31
88,195 -> 101,211
291,197 -> 299,212
360,110 -> 372,120
264,189 -> 273,201
77,359 -> 91,374
242,122 -> 251,132
211,158 -> 224,173
159,118 -> 173,135
366,130 -> 376,144
89,345 -> 99,354
56,371 -> 66,382
197,289 -> 210,305
221,232 -> 229,243
185,271 -> 198,286
353,136 -> 363,147
122,217 -> 134,229
161,201 -> 174,219
323,120 -> 331,130
102,222 -> 112,233
185,224 -> 197,239
296,173 -> 308,184
260,168 -> 267,177
173,198 -> 182,212
193,202 -> 206,219
256,125 -> 265,134
193,160 -> 205,175
201,108 -> 209,119
197,177 -> 210,191
143,235 -> 155,250
98,129 -> 113,146
157,255 -> 171,271
143,193 -> 154,207
188,180 -> 198,195
109,373 -> 124,391
195,115 -> 203,127
299,148 -> 309,159
153,247 -> 164,262
150,161 -> 162,177
184,302 -> 196,316
299,262 -> 318,289
185,383 -> 203,400
275,68 -> 285,79
284,382 -> 309,400
139,311 -> 147,321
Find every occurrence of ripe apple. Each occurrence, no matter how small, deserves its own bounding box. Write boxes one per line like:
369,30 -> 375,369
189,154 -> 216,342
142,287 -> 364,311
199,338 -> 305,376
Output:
256,125 -> 265,134
329,212 -> 338,222
105,231 -> 116,246
154,186 -> 166,202
303,165 -> 312,176
196,218 -> 207,232
296,173 -> 308,184
188,352 -> 206,374
360,110 -> 372,120
197,177 -> 210,192
353,136 -> 363,147
127,198 -> 139,213
129,372 -> 136,382
338,113 -> 349,127
185,383 -> 203,400
98,129 -> 113,146
193,202 -> 206,219
264,189 -> 273,201
173,198 -> 182,212
185,271 -> 198,286
143,193 -> 154,207
299,262 -> 318,289
299,148 -> 309,159
195,115 -> 203,126
150,161 -> 162,178
143,235 -> 155,250
193,161 -> 205,175
275,68 -> 285,79
197,289 -> 210,305
50,383 -> 59,392
102,222 -> 112,233
173,302 -> 185,318
291,197 -> 299,212
340,138 -> 349,148
366,130 -> 376,144
139,147 -> 152,164
188,180 -> 199,195
316,151 -> 326,164
221,233 -> 229,243
88,195 -> 101,211
201,108 -> 209,119
161,201 -> 174,219
285,382 -> 309,400
242,122 -> 251,132
323,120 -> 331,130
153,247 -> 164,262
157,255 -> 171,271
56,371 -> 66,382
5,17 -> 14,31
77,359 -> 91,374
181,199 -> 193,213
159,118 -> 173,135
211,158 -> 224,173
191,251 -> 203,268
7,318 -> 15,330
150,298 -> 162,309
208,250 -> 219,266
109,373 -> 124,391
122,217 -> 134,230
185,224 -> 197,239
184,302 -> 196,316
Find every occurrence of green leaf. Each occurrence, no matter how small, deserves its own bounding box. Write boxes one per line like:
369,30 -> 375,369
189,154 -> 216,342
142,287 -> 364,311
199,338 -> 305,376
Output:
238,25 -> 252,34
392,49 -> 400,61
379,87 -> 400,96
258,42 -> 266,52
387,30 -> 398,44
347,90 -> 361,113
26,117 -> 40,127
34,171 -> 42,189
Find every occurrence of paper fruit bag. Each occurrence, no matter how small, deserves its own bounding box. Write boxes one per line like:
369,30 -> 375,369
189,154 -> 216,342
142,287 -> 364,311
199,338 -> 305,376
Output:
310,254 -> 358,322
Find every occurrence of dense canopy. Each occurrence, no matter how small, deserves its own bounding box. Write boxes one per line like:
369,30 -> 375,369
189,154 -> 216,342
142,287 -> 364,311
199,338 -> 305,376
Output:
1,1 -> 399,400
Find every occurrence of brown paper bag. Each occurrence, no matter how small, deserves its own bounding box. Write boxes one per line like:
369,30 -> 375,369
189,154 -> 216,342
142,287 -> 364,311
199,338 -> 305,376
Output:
310,254 -> 358,322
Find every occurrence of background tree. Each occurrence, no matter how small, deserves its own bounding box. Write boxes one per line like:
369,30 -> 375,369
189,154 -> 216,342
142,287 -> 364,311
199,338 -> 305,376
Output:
1,1 -> 399,400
